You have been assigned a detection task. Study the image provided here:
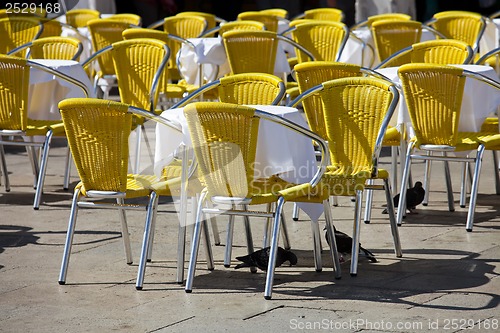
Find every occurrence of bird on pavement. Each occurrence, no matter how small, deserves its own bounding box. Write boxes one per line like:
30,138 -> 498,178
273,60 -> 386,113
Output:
382,181 -> 425,214
325,226 -> 377,263
234,246 -> 298,271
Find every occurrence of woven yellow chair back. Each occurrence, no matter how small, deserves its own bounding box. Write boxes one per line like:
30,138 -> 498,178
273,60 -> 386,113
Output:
40,19 -> 63,38
65,9 -> 100,28
319,77 -> 395,172
222,30 -> 279,74
290,21 -> 348,63
217,73 -> 283,104
184,102 -> 260,198
163,15 -> 206,78
59,98 -> 132,193
304,8 -> 343,22
237,12 -> 280,32
371,19 -> 422,63
431,11 -> 484,47
398,64 -> 466,147
366,13 -> 411,27
122,28 -> 171,95
112,38 -> 168,111
88,19 -> 130,76
0,17 -> 42,55
28,36 -> 82,60
411,39 -> 472,64
295,61 -> 362,141
0,55 -> 29,131
176,12 -> 216,31
218,20 -> 265,36
260,8 -> 288,18
108,13 -> 142,26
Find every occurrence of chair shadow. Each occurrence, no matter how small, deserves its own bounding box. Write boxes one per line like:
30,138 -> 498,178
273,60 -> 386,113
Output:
176,247 -> 498,311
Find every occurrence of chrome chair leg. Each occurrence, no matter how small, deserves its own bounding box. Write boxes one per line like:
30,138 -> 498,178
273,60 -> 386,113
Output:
391,146 -> 398,194
0,144 -> 9,191
492,151 -> 500,195
136,192 -> 158,290
422,153 -> 431,206
466,145 -> 485,232
310,218 -> 323,272
63,147 -> 71,191
460,162 -> 468,208
363,179 -> 374,224
350,190 -> 363,277
243,207 -> 257,273
185,191 -> 208,293
223,213 -> 235,268
292,202 -> 300,221
202,217 -> 215,270
384,178 -> 402,257
263,203 -> 272,248
33,130 -> 53,210
207,200 -> 221,246
443,153 -> 454,212
323,199 -> 342,279
397,142 -> 414,226
280,212 -> 291,250
58,189 -> 81,285
264,197 -> 285,300
134,126 -> 141,174
117,197 -> 133,264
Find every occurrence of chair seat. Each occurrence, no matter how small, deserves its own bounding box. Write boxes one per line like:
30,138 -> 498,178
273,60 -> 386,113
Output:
480,116 -> 499,133
412,132 -> 482,152
25,120 -> 66,136
382,126 -> 400,146
76,174 -> 157,198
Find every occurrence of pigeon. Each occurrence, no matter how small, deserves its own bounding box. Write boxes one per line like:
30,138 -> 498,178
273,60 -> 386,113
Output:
382,181 -> 425,214
234,246 -> 298,271
325,226 -> 377,263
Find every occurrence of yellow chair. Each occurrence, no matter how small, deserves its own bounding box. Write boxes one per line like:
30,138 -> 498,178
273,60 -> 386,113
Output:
202,20 -> 265,38
176,11 -> 223,32
222,30 -> 313,75
352,12 -> 412,30
65,8 -> 100,28
39,19 -> 62,38
86,18 -> 132,98
56,98 -> 192,287
427,11 -> 486,58
260,8 -> 288,19
370,19 -> 422,64
107,13 -> 142,26
82,38 -> 169,173
121,28 -> 198,101
294,8 -> 344,22
0,55 -> 90,209
237,11 -> 280,32
183,102 -> 341,300
8,36 -> 83,61
289,21 -> 349,63
292,61 -> 403,223
0,17 -> 43,55
376,39 -> 474,69
396,63 -> 500,231
172,73 -> 286,107
289,76 -> 402,276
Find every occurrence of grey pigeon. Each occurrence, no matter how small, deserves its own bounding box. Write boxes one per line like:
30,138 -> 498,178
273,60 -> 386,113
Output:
234,246 -> 298,271
382,181 -> 425,214
325,226 -> 377,263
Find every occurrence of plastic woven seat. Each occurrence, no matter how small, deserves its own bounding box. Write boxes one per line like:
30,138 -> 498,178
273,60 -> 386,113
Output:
237,11 -> 280,32
8,36 -> 83,61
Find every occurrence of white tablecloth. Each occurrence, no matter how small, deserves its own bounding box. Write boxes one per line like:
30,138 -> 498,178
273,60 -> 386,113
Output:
376,64 -> 500,135
178,38 -> 291,85
155,105 -> 323,220
29,59 -> 94,121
